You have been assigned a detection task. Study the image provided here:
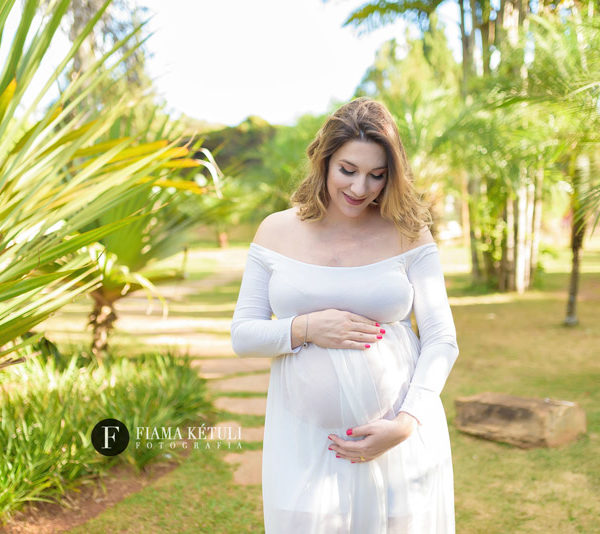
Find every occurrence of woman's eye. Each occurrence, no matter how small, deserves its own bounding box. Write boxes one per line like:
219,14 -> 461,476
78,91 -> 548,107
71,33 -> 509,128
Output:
340,167 -> 384,179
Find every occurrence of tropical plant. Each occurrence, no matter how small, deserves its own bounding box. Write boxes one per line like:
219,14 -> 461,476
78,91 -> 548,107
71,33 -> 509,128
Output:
82,99 -> 223,357
518,12 -> 600,323
0,0 -> 203,369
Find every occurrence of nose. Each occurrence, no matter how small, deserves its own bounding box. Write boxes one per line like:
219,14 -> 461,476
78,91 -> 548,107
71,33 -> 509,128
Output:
350,175 -> 369,197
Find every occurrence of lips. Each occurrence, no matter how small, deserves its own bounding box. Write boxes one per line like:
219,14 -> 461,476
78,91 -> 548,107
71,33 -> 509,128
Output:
343,193 -> 365,205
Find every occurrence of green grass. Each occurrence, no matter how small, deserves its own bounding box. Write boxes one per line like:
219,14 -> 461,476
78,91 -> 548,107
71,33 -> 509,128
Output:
66,447 -> 263,534
441,239 -> 600,533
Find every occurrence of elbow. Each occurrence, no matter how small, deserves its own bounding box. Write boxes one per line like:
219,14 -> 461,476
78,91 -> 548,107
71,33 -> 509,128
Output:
230,338 -> 256,359
230,322 -> 250,358
421,335 -> 459,366
231,336 -> 257,358
442,336 -> 459,366
451,342 -> 459,366
230,321 -> 269,358
230,336 -> 246,358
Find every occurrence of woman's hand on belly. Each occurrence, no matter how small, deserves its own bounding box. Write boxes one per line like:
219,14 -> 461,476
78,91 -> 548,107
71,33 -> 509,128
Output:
303,309 -> 385,350
327,415 -> 416,463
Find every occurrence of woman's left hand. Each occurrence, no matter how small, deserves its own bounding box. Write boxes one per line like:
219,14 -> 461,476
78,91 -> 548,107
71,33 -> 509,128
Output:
327,413 -> 417,463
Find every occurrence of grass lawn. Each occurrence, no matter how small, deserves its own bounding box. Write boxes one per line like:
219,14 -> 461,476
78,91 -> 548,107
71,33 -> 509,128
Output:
56,233 -> 600,533
66,447 -> 264,534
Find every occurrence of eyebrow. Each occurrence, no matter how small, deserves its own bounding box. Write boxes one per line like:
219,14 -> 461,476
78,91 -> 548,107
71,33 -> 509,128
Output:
339,159 -> 387,171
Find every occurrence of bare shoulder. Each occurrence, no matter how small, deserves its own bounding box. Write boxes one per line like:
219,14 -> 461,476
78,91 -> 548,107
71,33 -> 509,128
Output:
402,224 -> 435,252
252,208 -> 295,249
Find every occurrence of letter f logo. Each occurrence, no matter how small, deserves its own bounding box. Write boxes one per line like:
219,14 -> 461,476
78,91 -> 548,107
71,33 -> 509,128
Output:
91,418 -> 130,456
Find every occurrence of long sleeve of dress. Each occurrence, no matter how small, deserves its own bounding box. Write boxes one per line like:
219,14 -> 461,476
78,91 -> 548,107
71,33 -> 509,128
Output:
230,246 -> 304,358
399,244 -> 459,426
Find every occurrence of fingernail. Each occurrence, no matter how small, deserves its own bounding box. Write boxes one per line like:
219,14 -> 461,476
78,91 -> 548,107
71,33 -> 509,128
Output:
365,344 -> 370,348
375,323 -> 380,327
377,335 -> 382,339
346,428 -> 353,436
328,435 -> 333,440
380,329 -> 385,334
328,447 -> 333,451
351,461 -> 356,463
336,455 -> 341,458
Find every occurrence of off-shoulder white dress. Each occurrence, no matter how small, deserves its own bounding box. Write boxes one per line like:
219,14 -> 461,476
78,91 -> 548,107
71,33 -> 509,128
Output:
230,241 -> 459,534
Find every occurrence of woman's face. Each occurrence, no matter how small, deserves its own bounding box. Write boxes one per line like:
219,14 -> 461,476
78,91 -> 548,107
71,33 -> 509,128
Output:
326,139 -> 387,217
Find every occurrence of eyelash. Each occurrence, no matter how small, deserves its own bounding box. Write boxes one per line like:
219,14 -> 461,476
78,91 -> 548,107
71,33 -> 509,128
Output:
340,167 -> 385,179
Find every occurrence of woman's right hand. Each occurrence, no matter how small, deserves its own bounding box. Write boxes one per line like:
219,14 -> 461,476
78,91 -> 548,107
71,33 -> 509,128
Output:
296,309 -> 385,350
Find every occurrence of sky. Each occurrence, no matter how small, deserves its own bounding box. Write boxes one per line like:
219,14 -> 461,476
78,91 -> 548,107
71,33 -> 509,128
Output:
2,0 -> 461,127
138,0 -> 461,126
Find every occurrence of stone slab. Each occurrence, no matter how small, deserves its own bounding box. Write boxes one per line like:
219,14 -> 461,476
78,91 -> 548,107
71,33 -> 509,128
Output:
223,450 -> 263,486
191,358 -> 271,379
455,391 -> 587,448
214,396 -> 267,416
208,373 -> 270,393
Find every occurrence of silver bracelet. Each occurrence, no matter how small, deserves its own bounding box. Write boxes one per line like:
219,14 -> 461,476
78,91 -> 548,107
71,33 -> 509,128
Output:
302,314 -> 309,348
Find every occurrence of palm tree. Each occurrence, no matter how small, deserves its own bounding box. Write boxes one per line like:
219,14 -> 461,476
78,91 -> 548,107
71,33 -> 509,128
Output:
522,12 -> 600,324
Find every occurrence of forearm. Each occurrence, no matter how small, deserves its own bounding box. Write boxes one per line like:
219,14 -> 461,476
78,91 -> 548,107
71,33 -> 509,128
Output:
399,243 -> 460,426
231,315 -> 300,358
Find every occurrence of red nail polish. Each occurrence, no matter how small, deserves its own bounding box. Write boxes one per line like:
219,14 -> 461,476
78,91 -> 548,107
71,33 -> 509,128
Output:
328,447 -> 333,451
377,335 -> 382,339
380,329 -> 385,334
346,429 -> 352,436
351,461 -> 356,463
336,455 -> 341,458
365,344 -> 370,348
328,436 -> 333,440
375,323 -> 380,327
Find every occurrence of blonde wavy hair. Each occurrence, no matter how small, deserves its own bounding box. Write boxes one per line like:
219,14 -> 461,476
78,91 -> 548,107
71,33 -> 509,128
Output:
290,97 -> 432,242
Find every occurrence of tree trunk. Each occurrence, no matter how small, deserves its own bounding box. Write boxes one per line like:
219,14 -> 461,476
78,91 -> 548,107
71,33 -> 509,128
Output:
565,209 -> 585,326
565,154 -> 589,326
88,289 -> 117,359
481,176 -> 496,281
515,169 -> 528,293
468,176 -> 482,282
469,0 -> 482,75
459,0 -> 470,100
216,223 -> 229,248
461,170 -> 471,252
529,164 -> 544,283
503,190 -> 516,291
523,175 -> 535,288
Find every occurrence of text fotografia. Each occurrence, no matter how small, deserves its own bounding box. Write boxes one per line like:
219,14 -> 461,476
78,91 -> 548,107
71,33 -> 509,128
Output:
135,425 -> 243,449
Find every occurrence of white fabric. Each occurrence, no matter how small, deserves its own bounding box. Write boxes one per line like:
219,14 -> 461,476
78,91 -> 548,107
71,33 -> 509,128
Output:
230,241 -> 459,533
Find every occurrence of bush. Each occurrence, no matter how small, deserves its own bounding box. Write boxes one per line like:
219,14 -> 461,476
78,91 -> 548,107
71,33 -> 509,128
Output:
0,350 -> 216,522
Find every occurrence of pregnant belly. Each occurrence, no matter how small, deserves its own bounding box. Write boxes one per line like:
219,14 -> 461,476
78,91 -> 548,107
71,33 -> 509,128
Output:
277,323 -> 419,430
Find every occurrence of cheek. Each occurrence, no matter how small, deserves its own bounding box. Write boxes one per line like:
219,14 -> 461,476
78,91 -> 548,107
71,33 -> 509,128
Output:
328,171 -> 345,190
373,180 -> 386,195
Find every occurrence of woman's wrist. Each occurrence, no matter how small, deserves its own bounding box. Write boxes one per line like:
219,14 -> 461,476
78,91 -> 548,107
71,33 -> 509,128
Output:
392,411 -> 419,440
291,314 -> 310,349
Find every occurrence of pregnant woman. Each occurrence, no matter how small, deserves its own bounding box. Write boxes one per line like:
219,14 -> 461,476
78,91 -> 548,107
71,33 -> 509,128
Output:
230,97 -> 460,533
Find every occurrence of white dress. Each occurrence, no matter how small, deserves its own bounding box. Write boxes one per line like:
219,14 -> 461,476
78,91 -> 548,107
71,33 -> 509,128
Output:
230,241 -> 459,534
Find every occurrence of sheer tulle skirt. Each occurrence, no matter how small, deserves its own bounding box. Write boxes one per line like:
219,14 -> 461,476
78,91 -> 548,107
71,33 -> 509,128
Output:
262,321 -> 455,534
